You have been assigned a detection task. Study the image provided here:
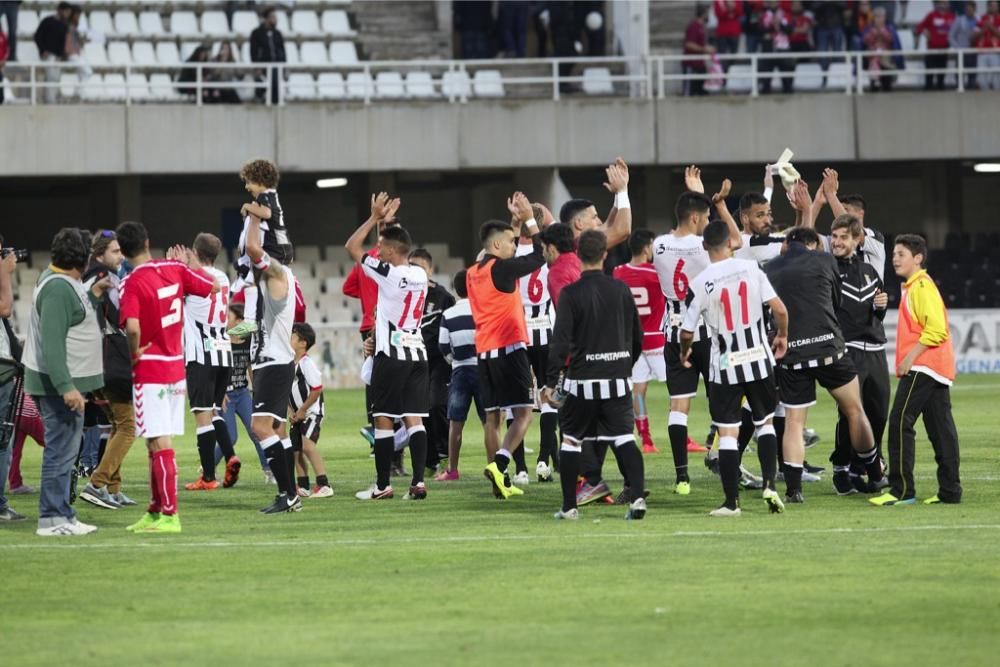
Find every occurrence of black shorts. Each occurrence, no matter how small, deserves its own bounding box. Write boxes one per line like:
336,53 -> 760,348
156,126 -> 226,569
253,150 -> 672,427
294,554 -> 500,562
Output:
187,363 -> 233,411
371,355 -> 429,419
526,343 -> 549,386
478,347 -> 534,412
665,339 -> 710,398
709,378 -> 777,428
559,393 -> 635,444
777,354 -> 857,408
251,362 -> 295,421
290,415 -> 322,449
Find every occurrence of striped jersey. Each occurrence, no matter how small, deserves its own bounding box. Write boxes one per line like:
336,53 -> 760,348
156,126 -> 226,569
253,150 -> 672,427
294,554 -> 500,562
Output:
438,298 -> 478,368
362,254 -> 429,362
290,354 -> 325,418
184,265 -> 233,367
735,232 -> 785,266
652,232 -> 709,343
683,258 -> 777,385
613,262 -> 666,351
227,338 -> 251,391
253,264 -> 296,369
516,242 -> 553,347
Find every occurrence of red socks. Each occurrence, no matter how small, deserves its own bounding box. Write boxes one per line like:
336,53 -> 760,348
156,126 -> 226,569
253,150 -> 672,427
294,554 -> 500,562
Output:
150,449 -> 179,516
635,416 -> 650,437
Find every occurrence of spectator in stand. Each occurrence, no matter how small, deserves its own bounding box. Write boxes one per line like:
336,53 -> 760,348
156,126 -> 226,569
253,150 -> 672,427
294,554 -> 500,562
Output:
848,0 -> 875,49
863,6 -> 904,91
714,0 -> 743,68
0,1 -> 19,62
813,1 -> 847,69
915,0 -> 956,90
743,0 -> 766,54
532,2 -> 551,57
950,1 -> 981,89
498,0 -> 530,58
178,45 -> 212,102
208,42 -> 242,104
250,6 -> 286,103
34,2 -> 73,104
0,22 -> 8,105
454,0 -> 494,59
548,1 -> 578,89
980,1 -> 1000,90
788,1 -> 815,57
759,0 -> 794,94
575,0 -> 606,56
683,4 -> 714,96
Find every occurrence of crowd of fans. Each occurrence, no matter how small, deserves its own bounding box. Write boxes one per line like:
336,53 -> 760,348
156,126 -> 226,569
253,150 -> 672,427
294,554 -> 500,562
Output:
453,1 -> 606,60
683,0 -> 1000,95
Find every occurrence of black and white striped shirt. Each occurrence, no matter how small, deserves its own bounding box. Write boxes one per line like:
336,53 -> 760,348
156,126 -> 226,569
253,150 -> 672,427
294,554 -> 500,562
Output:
517,243 -> 553,347
653,232 -> 710,343
683,258 -> 777,385
227,338 -> 251,391
438,298 -> 478,368
290,355 -> 325,418
362,255 -> 428,362
563,378 -> 633,400
184,266 -> 233,367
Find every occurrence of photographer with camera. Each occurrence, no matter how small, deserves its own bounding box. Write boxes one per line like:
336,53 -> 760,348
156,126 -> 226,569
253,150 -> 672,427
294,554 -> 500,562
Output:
1,236 -> 27,522
23,229 -> 111,536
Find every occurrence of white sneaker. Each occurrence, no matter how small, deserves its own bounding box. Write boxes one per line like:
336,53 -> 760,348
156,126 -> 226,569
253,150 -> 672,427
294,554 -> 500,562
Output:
802,470 -> 822,483
355,485 -> 394,500
535,461 -> 553,482
263,471 -> 276,485
554,508 -> 580,520
296,487 -> 312,498
625,497 -> 647,520
36,518 -> 98,536
512,471 -> 530,487
310,485 -> 334,498
709,505 -> 742,517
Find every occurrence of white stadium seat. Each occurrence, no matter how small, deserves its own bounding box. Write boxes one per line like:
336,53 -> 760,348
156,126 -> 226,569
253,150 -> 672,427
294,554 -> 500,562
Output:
321,10 -> 354,36
295,246 -> 322,263
473,70 -> 504,97
113,11 -> 140,36
127,73 -> 150,100
442,70 -> 471,98
107,41 -> 132,65
793,63 -> 824,91
375,71 -> 405,98
286,73 -> 317,100
345,72 -> 373,99
825,62 -> 852,90
299,41 -> 327,64
201,11 -> 231,37
170,11 -> 200,37
139,11 -> 166,36
275,11 -> 291,34
156,42 -> 181,65
405,71 -> 436,98
582,67 -> 614,95
232,11 -> 259,36
132,41 -> 156,66
329,41 -> 359,65
317,72 -> 346,99
59,72 -> 80,99
241,42 -> 251,64
285,41 -> 301,64
149,73 -> 181,100
80,74 -> 105,101
19,41 -> 39,64
725,64 -> 754,93
180,41 -> 201,62
291,10 -> 321,35
104,73 -> 127,99
16,9 -> 39,39
85,43 -> 109,66
87,11 -> 115,37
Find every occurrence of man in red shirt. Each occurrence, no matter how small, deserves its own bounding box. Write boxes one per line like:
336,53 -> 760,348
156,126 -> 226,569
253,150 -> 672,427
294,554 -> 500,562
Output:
116,222 -> 217,534
540,223 -> 579,308
915,0 -> 956,89
613,230 -> 667,455
714,0 -> 744,61
683,5 -> 714,95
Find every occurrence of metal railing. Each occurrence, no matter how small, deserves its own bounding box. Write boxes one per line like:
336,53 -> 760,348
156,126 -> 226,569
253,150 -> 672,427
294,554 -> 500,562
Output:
1,48 -> 997,106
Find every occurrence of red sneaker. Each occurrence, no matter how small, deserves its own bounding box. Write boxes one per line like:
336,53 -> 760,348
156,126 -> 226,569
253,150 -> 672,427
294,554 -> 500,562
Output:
641,436 -> 660,454
434,469 -> 460,481
222,456 -> 242,488
686,437 -> 708,453
185,477 -> 219,491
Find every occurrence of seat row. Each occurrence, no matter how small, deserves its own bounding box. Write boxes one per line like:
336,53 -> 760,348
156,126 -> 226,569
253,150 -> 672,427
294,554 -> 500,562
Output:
15,8 -> 354,40
721,61 -> 953,92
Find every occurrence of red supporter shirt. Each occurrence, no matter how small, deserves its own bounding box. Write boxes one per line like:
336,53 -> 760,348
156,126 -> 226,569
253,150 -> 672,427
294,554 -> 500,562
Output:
714,1 -> 744,39
293,276 -> 306,323
613,262 -> 667,351
790,12 -> 814,45
119,259 -> 215,384
978,13 -> 1000,48
917,9 -> 955,49
547,252 -> 581,307
343,245 -> 379,332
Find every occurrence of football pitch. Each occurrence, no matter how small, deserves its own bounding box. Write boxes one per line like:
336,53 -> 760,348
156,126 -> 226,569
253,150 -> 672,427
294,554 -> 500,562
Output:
2,376 -> 999,666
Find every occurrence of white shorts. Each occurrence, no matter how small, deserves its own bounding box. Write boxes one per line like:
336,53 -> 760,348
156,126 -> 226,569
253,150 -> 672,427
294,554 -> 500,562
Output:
631,349 -> 667,384
134,381 -> 187,439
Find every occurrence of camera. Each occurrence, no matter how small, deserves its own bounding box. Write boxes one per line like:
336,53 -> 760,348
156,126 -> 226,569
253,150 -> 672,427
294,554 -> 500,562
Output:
1,248 -> 29,263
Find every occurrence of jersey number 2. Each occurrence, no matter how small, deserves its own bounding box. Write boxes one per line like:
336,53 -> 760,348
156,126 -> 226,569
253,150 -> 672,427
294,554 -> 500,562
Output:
719,281 -> 749,332
630,287 -> 651,316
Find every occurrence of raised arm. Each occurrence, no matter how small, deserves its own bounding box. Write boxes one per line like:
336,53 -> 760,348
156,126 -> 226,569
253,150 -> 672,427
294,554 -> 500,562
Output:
788,180 -> 813,228
599,157 -> 632,248
711,178 -> 743,250
821,168 -> 847,219
345,192 -> 397,264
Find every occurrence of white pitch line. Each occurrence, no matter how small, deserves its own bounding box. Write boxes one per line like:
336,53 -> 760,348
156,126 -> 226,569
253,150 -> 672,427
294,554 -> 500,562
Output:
2,523 -> 999,550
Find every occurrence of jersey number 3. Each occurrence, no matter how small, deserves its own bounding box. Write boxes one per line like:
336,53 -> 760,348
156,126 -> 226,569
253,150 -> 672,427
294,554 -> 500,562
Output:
157,284 -> 182,328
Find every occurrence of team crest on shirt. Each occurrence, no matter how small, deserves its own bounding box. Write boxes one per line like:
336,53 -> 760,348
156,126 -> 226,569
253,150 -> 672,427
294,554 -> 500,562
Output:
398,277 -> 409,289
655,244 -> 665,255
704,280 -> 715,294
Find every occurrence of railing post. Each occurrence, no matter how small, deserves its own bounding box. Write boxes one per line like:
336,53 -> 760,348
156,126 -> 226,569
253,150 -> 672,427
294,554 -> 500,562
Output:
125,64 -> 131,106
196,63 -> 203,106
855,52 -> 864,95
657,57 -> 665,99
278,63 -> 285,106
460,62 -> 468,103
957,49 -> 965,92
552,59 -> 559,101
30,64 -> 36,105
844,53 -> 851,95
363,63 -> 371,104
751,53 -> 758,97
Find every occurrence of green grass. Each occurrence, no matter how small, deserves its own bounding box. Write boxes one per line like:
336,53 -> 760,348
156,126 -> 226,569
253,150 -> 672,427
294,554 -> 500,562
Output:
2,376 -> 999,666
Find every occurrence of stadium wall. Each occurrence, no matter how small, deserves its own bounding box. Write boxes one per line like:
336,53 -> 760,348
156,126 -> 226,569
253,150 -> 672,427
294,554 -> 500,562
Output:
4,93 -> 1000,178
